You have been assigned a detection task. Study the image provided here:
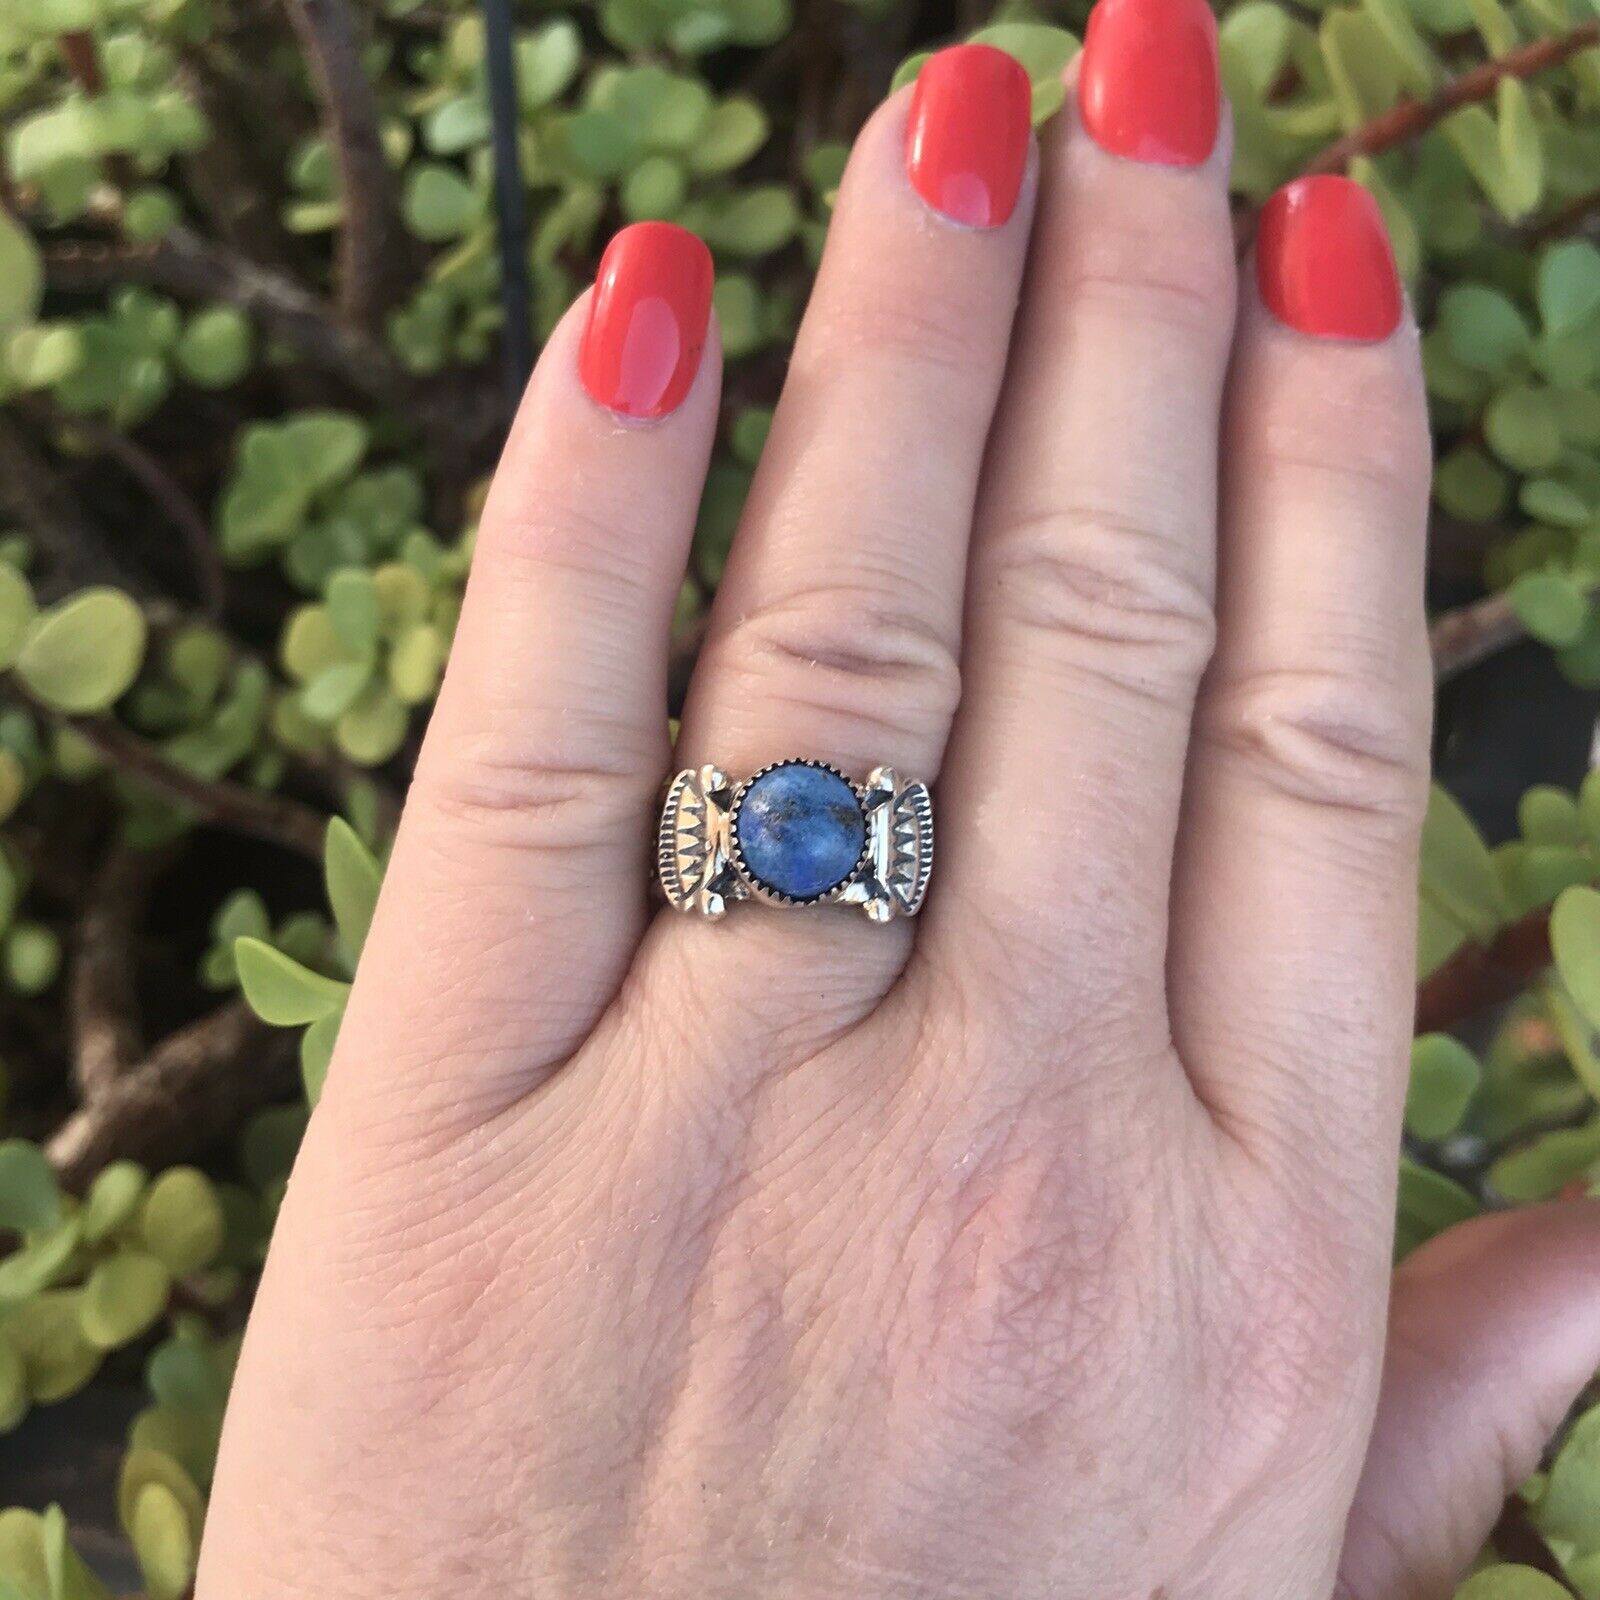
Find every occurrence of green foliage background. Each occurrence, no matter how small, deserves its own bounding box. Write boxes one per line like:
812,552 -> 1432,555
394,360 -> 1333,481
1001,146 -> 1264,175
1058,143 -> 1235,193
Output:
0,0 -> 1597,1590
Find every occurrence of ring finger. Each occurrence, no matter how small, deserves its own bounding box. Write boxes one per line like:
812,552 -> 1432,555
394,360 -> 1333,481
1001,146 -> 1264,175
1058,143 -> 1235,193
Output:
656,45 -> 1038,1033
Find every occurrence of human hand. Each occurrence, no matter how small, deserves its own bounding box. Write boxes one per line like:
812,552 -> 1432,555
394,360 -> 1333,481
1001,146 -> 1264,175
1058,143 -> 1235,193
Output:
197,5 -> 1600,1595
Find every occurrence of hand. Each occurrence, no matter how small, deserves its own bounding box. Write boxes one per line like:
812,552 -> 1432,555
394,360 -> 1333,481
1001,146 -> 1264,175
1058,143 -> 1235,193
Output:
197,6 -> 1600,1596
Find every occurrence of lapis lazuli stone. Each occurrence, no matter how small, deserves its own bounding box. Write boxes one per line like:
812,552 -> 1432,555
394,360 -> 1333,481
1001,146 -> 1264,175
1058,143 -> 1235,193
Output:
736,763 -> 866,900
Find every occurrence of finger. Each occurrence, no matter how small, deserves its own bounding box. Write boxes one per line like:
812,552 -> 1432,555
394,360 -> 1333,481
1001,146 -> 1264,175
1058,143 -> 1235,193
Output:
933,0 -> 1233,1049
1338,1203 -> 1600,1600
656,48 -> 1034,1012
334,223 -> 718,1124
1168,178 -> 1432,1207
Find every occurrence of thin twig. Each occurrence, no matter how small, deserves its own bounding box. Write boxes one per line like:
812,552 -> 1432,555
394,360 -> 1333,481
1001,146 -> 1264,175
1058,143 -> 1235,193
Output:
48,997 -> 296,1188
1417,900 -> 1557,1034
280,0 -> 415,331
41,225 -> 411,412
1304,23 -> 1600,178
34,408 -> 226,618
1430,590 -> 1526,684
71,843 -> 170,1101
0,413 -> 155,598
20,698 -> 328,861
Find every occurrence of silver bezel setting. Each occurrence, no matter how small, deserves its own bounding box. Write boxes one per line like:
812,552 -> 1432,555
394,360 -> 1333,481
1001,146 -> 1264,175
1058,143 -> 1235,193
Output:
656,758 -> 934,922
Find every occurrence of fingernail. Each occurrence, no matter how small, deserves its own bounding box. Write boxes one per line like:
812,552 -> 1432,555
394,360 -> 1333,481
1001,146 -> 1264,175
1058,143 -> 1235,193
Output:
579,222 -> 714,419
905,43 -> 1032,228
1078,0 -> 1220,168
1256,176 -> 1403,342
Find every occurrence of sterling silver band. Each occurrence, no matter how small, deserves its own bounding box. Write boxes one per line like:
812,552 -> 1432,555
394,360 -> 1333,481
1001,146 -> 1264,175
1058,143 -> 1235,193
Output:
656,760 -> 934,922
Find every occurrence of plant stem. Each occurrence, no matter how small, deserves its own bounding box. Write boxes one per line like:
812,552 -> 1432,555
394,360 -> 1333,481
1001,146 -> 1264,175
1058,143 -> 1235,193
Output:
1430,590 -> 1527,684
48,997 -> 296,1188
279,0 -> 416,332
25,700 -> 329,861
1303,23 -> 1600,178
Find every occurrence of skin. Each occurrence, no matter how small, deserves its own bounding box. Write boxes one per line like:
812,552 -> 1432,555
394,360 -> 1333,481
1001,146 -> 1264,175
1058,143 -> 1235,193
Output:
197,88 -> 1600,1600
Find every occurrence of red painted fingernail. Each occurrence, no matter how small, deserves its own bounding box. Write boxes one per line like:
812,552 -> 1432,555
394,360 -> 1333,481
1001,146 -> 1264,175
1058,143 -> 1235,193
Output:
579,222 -> 713,419
1079,0 -> 1220,168
905,44 -> 1032,228
1256,176 -> 1403,342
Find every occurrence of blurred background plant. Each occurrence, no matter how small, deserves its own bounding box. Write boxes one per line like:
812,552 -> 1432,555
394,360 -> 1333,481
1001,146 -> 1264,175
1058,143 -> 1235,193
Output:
0,0 -> 1598,1591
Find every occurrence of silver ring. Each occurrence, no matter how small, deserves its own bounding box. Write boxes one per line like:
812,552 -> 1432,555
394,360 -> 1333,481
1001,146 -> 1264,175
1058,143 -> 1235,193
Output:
657,760 -> 933,921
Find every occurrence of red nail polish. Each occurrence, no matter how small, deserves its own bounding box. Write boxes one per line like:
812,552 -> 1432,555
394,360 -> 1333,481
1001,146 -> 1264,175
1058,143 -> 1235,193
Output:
906,44 -> 1032,229
579,222 -> 714,419
1079,0 -> 1220,168
1256,176 -> 1403,342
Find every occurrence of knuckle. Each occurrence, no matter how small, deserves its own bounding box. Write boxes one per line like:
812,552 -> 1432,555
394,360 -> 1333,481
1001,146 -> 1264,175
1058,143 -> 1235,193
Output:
1198,665 -> 1430,831
1247,350 -> 1432,508
1060,197 -> 1237,340
985,502 -> 1217,701
797,289 -> 1000,396
412,724 -> 651,852
706,584 -> 962,748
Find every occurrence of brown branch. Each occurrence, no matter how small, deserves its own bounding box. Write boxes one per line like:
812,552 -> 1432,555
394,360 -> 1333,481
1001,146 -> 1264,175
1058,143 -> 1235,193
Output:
41,225 -> 411,412
1303,23 -> 1600,178
58,32 -> 102,93
71,843 -> 170,1101
31,407 -> 226,618
26,703 -> 328,861
1526,186 -> 1600,244
48,997 -> 296,1188
69,713 -> 328,859
1416,900 -> 1556,1034
279,0 -> 416,331
0,413 -> 155,598
1430,590 -> 1526,683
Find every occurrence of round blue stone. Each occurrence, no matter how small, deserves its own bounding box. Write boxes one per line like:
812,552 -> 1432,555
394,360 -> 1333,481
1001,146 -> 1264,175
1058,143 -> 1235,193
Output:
736,764 -> 866,900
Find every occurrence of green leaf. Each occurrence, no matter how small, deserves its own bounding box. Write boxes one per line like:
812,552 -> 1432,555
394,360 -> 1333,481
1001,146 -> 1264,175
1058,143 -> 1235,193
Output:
0,1141 -> 60,1233
8,1292 -> 101,1402
688,98 -> 768,175
1438,284 -> 1532,374
336,684 -> 407,766
0,210 -> 42,338
234,937 -> 349,1026
300,1008 -> 342,1107
621,155 -> 686,221
0,1337 -> 25,1433
1489,1115 -> 1600,1199
703,186 -> 800,257
1434,445 -> 1509,522
1552,885 -> 1600,1032
118,1451 -> 204,1554
517,19 -> 582,109
1485,382 -> 1562,472
325,817 -> 381,962
176,306 -> 251,389
1509,568 -> 1588,645
1537,240 -> 1600,337
81,1161 -> 147,1245
1535,1403 -> 1600,1549
1521,784 -> 1585,846
403,163 -> 483,241
79,1250 -> 171,1349
138,1168 -> 225,1277
15,589 -> 146,714
1456,1567 -> 1582,1599
1360,0 -> 1438,96
388,623 -> 445,705
1405,1034 -> 1481,1139
300,660 -> 372,723
1395,1156 -> 1480,1261
129,1482 -> 194,1600
1322,11 -> 1401,129
1497,78 -> 1544,217
326,569 -> 381,655
1419,783 -> 1505,965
